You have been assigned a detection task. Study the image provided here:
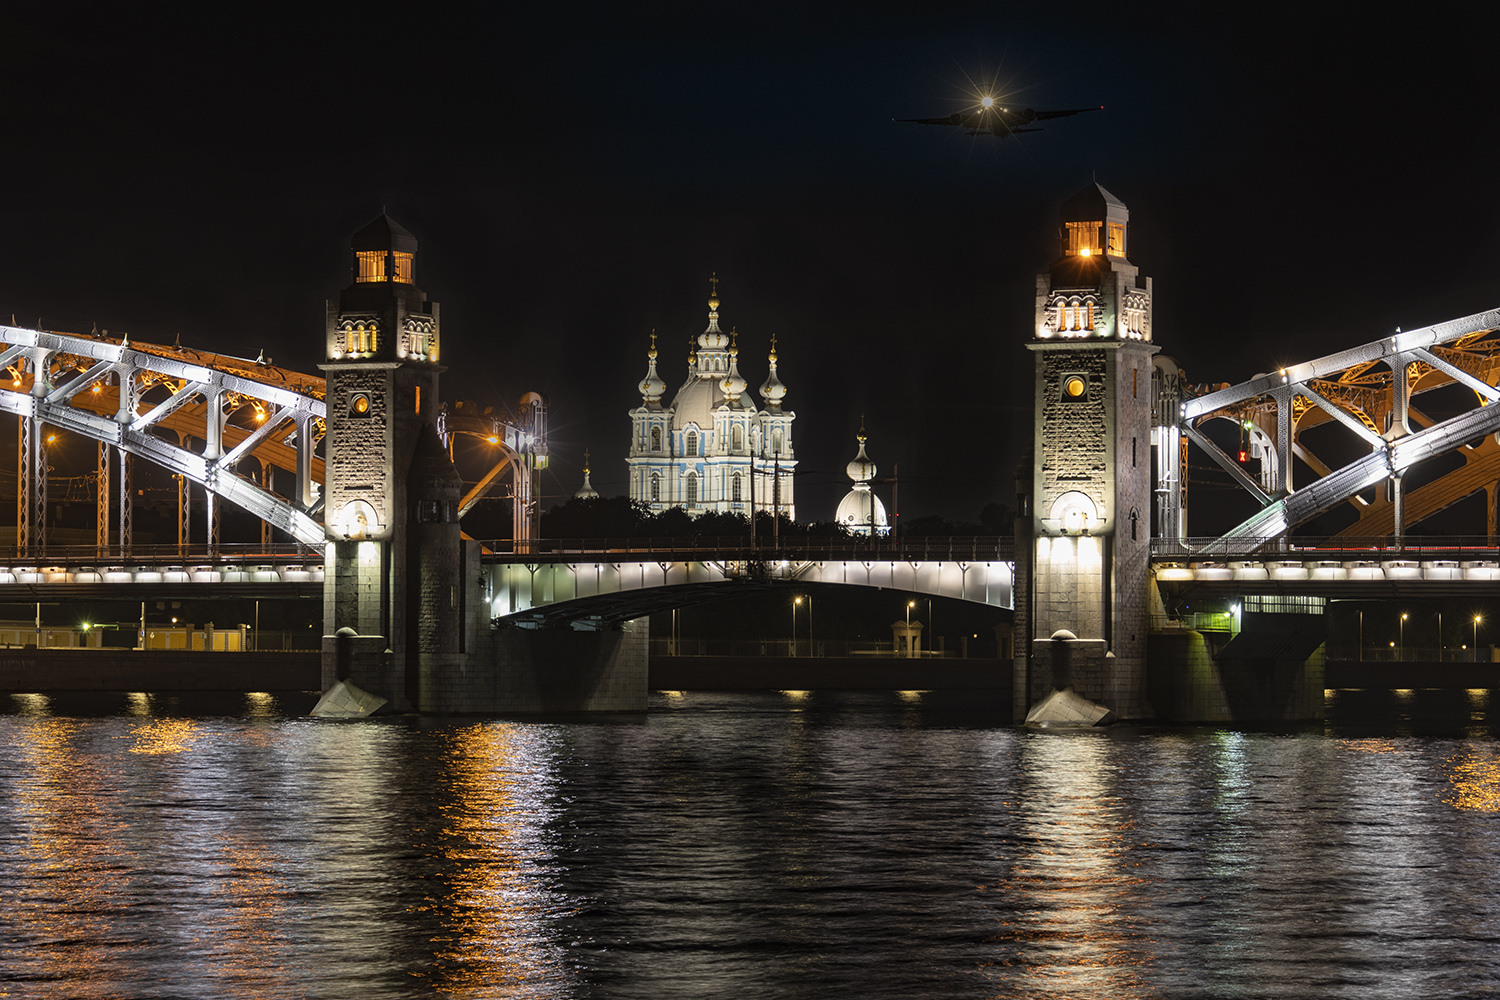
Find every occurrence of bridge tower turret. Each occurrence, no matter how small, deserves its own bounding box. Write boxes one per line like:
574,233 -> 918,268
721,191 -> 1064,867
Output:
1017,183 -> 1158,720
320,214 -> 449,709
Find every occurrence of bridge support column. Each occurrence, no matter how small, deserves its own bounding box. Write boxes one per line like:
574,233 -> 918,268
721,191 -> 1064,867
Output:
97,441 -> 110,555
16,414 -> 29,553
28,416 -> 46,555
118,449 -> 132,557
1392,471 -> 1405,547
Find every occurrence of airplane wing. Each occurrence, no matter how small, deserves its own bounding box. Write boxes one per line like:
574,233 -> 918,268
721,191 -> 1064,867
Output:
893,116 -> 973,126
1032,107 -> 1104,121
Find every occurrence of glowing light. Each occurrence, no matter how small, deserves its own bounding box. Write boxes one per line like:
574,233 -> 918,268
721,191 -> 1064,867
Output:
1078,247 -> 1092,257
487,435 -> 499,444
981,96 -> 995,108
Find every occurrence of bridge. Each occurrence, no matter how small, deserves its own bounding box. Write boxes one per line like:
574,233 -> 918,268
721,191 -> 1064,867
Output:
485,536 -> 1014,627
0,321 -> 547,557
5,198 -> 1500,723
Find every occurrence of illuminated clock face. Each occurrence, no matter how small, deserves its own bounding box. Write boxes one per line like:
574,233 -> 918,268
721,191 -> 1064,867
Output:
1064,376 -> 1086,398
351,393 -> 370,415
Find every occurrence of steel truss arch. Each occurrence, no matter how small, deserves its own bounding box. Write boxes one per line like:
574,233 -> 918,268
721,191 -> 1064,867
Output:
1173,308 -> 1500,553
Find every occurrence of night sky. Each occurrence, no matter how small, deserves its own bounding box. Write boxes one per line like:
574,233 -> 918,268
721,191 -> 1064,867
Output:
6,8 -> 1497,531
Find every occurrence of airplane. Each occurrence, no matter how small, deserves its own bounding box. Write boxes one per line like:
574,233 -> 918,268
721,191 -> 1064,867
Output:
895,96 -> 1102,137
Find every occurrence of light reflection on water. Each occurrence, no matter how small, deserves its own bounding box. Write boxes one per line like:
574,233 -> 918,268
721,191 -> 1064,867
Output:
0,690 -> 1498,997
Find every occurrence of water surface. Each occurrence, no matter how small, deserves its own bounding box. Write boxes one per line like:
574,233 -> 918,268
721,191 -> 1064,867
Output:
2,689 -> 1499,998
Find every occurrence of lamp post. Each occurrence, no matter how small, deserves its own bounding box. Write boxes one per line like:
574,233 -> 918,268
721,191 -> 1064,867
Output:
906,600 -> 915,658
1400,612 -> 1408,661
1476,615 -> 1484,663
792,596 -> 801,657
806,593 -> 813,656
1438,610 -> 1444,662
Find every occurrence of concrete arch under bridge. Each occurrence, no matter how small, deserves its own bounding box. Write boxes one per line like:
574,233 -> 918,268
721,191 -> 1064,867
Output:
485,538 -> 1016,628
0,324 -> 543,553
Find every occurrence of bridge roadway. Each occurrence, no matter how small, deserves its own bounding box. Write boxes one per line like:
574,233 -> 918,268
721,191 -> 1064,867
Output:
0,543 -> 324,600
1152,537 -> 1500,600
484,536 -> 1017,627
4,534 -> 1493,614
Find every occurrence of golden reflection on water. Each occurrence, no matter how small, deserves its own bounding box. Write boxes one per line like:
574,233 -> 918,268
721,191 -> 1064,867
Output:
9,692 -> 52,716
423,723 -> 570,996
128,718 -> 198,755
998,733 -> 1150,999
1443,748 -> 1500,812
1339,738 -> 1399,754
10,716 -> 134,997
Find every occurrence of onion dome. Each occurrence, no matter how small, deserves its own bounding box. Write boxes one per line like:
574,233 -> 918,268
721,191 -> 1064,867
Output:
637,331 -> 666,409
575,449 -> 600,499
846,418 -> 876,483
698,272 -> 728,351
837,421 -> 887,535
720,329 -> 748,403
759,333 -> 787,412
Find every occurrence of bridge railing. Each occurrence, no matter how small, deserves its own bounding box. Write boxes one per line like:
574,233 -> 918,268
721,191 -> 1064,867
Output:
483,535 -> 1015,563
0,542 -> 324,566
1152,536 -> 1500,560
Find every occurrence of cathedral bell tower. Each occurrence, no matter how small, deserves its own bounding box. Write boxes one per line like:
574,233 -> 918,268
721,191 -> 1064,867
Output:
1016,183 -> 1157,720
320,214 -> 447,709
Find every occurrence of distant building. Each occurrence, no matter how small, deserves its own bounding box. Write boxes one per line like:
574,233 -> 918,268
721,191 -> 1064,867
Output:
574,450 -> 599,499
627,278 -> 796,518
836,422 -> 889,535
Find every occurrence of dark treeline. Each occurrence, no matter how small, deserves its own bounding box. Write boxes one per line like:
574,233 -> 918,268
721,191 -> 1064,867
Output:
540,496 -> 1016,539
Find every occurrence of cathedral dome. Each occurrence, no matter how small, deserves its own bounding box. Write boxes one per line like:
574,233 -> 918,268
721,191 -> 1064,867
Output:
845,422 -> 876,482
836,424 -> 887,535
837,486 -> 887,533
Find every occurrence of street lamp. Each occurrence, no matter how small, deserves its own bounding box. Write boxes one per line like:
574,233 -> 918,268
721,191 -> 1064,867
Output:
792,596 -> 801,657
906,600 -> 916,658
1400,612 -> 1408,661
1476,615 -> 1484,663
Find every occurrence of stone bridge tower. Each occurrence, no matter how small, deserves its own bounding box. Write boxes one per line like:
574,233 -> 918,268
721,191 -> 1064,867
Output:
1016,183 -> 1158,720
320,214 -> 448,708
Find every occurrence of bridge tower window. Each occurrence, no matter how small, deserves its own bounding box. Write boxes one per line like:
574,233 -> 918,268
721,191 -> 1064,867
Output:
356,251 -> 387,283
1066,221 -> 1101,256
1108,222 -> 1125,257
393,252 -> 414,284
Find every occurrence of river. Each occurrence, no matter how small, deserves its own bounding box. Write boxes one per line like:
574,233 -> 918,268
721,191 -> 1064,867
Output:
2,688 -> 1498,998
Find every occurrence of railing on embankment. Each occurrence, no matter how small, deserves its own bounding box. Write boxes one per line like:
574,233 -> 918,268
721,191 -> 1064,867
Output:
483,535 -> 1014,563
1152,536 -> 1500,560
0,648 -> 320,692
1325,660 -> 1500,689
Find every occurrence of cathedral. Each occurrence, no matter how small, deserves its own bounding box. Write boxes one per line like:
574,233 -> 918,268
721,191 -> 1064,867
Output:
627,278 -> 796,519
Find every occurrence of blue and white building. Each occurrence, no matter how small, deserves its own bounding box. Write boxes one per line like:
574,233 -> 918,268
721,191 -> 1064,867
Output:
627,279 -> 796,519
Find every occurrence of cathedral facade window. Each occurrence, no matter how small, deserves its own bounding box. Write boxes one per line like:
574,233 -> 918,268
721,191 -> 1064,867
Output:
650,426 -> 662,452
685,473 -> 698,508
